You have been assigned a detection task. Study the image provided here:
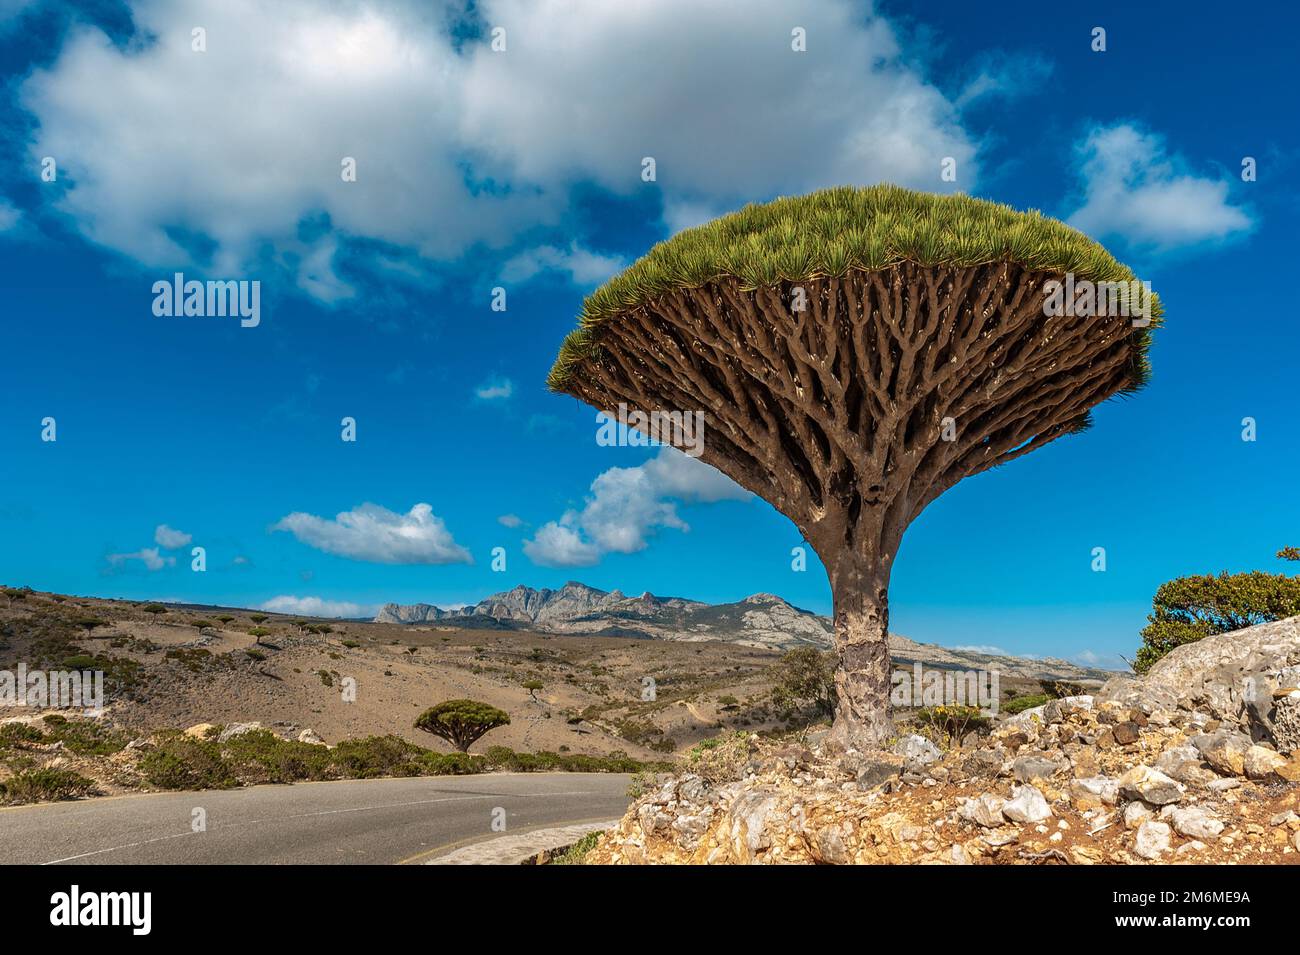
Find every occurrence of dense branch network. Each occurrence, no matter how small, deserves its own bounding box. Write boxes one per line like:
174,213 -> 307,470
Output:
560,261 -> 1142,572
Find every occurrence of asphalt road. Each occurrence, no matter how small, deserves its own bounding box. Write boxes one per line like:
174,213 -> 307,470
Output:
0,773 -> 633,865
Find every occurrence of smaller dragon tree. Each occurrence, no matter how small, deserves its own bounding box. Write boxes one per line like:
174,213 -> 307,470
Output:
548,185 -> 1160,751
416,700 -> 511,753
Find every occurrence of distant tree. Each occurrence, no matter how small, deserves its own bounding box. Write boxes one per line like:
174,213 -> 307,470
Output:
73,617 -> 107,637
141,603 -> 168,615
216,615 -> 235,624
770,647 -> 837,719
522,679 -> 544,702
415,700 -> 510,753
248,614 -> 268,624
1136,570 -> 1300,673
248,626 -> 272,646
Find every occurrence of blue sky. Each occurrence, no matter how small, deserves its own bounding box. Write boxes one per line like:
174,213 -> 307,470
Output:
0,0 -> 1295,669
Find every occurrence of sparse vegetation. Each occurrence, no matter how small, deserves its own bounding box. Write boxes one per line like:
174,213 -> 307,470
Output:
683,730 -> 757,785
915,705 -> 989,747
770,647 -> 836,719
1,767 -> 95,803
1001,693 -> 1050,715
547,830 -> 600,865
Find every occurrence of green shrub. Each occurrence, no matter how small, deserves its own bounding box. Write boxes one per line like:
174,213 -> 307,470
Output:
0,722 -> 43,745
770,647 -> 836,718
548,830 -> 600,865
221,730 -> 332,784
41,718 -> 128,756
138,736 -> 237,790
1001,693 -> 1050,715
1135,571 -> 1300,673
916,704 -> 989,745
4,768 -> 95,802
330,735 -> 431,778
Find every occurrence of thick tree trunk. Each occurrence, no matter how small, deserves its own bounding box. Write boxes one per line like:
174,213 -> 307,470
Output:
825,561 -> 894,752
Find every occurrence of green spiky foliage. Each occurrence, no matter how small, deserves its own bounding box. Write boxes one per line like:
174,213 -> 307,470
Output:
549,184 -> 1161,393
415,699 -> 511,753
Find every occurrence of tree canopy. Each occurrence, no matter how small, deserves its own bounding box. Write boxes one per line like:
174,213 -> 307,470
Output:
415,700 -> 511,753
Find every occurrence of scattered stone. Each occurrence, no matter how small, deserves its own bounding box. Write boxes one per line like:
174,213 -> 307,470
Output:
812,825 -> 849,864
1207,778 -> 1241,794
853,753 -> 905,790
1118,765 -> 1184,805
1071,776 -> 1120,807
1193,732 -> 1253,777
216,721 -> 265,742
1244,745 -> 1287,780
1134,819 -> 1171,860
1124,801 -> 1153,830
1043,696 -> 1093,724
1013,754 -> 1065,783
1002,784 -> 1052,823
893,734 -> 942,767
1268,810 -> 1298,827
959,793 -> 1007,828
297,728 -> 325,745
1170,806 -> 1224,841
1272,692 -> 1300,754
1112,721 -> 1142,746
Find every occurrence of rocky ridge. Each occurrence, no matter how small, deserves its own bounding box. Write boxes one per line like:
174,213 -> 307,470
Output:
376,582 -> 1111,681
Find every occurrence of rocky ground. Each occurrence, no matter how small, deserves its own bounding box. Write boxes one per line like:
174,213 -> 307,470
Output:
588,616 -> 1300,865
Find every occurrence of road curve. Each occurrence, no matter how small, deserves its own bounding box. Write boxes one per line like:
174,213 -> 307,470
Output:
0,773 -> 633,865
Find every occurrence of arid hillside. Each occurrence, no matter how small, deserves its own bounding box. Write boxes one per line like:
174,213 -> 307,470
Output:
1,586 -> 1108,761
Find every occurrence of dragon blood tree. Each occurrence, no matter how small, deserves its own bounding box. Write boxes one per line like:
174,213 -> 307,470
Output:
547,185 -> 1160,751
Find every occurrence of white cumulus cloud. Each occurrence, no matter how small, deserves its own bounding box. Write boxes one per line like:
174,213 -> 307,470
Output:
261,595 -> 369,618
1065,123 -> 1255,253
474,376 -> 514,401
524,448 -> 749,567
154,523 -> 192,549
107,547 -> 174,571
18,0 -> 979,297
501,243 -> 625,286
272,502 -> 472,565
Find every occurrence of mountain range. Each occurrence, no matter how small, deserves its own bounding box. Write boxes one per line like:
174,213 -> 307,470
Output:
374,581 -> 1115,681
